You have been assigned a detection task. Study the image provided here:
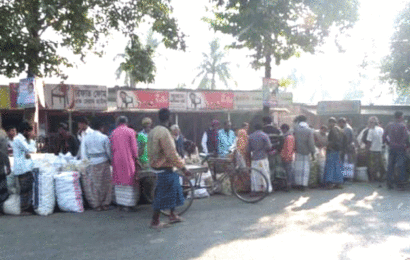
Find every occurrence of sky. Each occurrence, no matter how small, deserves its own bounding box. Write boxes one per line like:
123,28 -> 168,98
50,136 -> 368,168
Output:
1,0 -> 409,105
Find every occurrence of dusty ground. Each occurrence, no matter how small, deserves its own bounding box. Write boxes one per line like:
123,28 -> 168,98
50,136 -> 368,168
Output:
1,182 -> 410,260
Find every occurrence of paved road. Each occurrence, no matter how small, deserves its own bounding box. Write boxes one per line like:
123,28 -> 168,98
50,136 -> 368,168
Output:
1,183 -> 410,260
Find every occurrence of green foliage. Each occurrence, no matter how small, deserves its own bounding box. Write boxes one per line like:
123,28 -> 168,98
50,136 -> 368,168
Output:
0,0 -> 185,79
205,0 -> 359,76
192,38 -> 236,90
278,78 -> 295,89
381,2 -> 410,89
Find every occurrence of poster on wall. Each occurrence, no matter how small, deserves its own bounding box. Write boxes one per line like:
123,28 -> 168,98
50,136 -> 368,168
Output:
0,86 -> 10,109
169,91 -> 187,110
44,84 -> 75,110
74,85 -> 107,110
9,83 -> 19,109
18,78 -> 36,108
186,91 -> 234,110
117,90 -> 169,109
234,91 -> 262,110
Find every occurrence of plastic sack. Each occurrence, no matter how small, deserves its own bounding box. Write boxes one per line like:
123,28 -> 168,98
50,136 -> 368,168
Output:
189,179 -> 210,199
32,168 -> 55,216
2,194 -> 21,215
6,174 -> 18,194
55,171 -> 84,213
342,163 -> 355,179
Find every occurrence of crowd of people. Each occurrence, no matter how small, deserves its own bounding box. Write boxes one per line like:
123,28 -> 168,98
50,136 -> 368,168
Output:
0,109 -> 409,229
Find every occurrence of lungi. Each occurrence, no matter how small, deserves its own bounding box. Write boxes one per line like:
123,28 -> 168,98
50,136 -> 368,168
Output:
324,151 -> 344,184
82,161 -> 112,209
152,169 -> 184,211
251,158 -> 273,193
368,151 -> 386,181
115,185 -> 139,207
17,171 -> 34,211
294,153 -> 311,187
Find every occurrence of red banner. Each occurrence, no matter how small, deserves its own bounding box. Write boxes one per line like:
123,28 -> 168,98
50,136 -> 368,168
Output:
186,91 -> 234,110
117,90 -> 169,109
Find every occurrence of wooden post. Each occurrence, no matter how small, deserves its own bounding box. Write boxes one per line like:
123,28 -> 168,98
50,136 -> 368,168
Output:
68,110 -> 73,134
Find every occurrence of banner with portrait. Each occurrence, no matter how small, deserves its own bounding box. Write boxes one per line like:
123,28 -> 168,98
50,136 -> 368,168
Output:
117,90 -> 169,109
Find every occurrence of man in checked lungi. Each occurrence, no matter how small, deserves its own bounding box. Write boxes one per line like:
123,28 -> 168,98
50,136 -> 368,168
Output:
148,108 -> 192,229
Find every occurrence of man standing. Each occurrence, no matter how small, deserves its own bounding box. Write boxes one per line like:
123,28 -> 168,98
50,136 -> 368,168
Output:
55,122 -> 79,156
137,117 -> 152,169
4,125 -> 17,155
81,119 -> 112,211
148,108 -> 191,229
280,124 -> 295,191
338,117 -> 356,164
13,121 -> 36,215
366,116 -> 385,182
262,116 -> 284,176
323,117 -> 344,189
201,120 -> 220,156
383,111 -> 409,190
248,123 -> 273,193
171,125 -> 185,159
218,121 -> 236,157
110,116 -> 139,212
293,115 -> 316,191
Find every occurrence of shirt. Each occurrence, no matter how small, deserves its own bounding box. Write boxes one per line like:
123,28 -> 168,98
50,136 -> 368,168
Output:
148,125 -> 185,169
137,130 -> 149,164
78,127 -> 94,143
248,130 -> 272,160
218,129 -> 236,157
383,121 -> 408,150
294,122 -> 316,155
367,126 -> 384,152
81,130 -> 111,165
12,133 -> 36,176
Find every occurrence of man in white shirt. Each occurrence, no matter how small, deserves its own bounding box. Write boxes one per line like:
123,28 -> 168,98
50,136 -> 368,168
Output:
5,125 -> 17,155
366,116 -> 385,182
80,119 -> 112,211
13,121 -> 36,215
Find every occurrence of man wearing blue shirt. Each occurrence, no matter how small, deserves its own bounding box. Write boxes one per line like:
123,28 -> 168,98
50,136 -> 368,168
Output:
13,121 -> 36,215
218,121 -> 236,157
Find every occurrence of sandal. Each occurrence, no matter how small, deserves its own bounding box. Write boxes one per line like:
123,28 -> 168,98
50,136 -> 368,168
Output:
150,222 -> 170,230
168,215 -> 184,224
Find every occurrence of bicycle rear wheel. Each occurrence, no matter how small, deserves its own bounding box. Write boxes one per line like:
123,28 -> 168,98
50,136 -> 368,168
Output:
160,173 -> 194,216
141,176 -> 157,204
231,167 -> 269,203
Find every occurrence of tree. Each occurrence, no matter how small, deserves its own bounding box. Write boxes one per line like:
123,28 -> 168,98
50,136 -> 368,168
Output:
192,38 -> 236,90
205,0 -> 359,80
381,2 -> 410,89
114,30 -> 161,87
0,0 -> 185,79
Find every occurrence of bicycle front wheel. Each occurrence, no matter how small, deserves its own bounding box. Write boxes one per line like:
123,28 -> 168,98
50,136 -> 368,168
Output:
231,167 -> 269,203
161,173 -> 194,216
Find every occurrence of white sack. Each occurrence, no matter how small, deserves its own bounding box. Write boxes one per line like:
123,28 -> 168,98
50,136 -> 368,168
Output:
2,194 -> 21,215
33,168 -> 56,216
55,171 -> 84,213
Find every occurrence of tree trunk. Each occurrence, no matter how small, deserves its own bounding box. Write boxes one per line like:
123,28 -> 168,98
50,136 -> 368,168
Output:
26,1 -> 42,78
263,54 -> 272,116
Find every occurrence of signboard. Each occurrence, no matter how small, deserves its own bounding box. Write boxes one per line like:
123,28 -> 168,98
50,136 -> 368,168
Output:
74,85 -> 107,111
18,78 -> 36,108
0,86 -> 10,109
169,91 -> 187,110
234,91 -> 262,110
44,84 -> 107,110
262,78 -> 279,108
117,90 -> 168,109
317,100 -> 361,115
9,83 -> 19,109
44,84 -> 75,110
186,91 -> 234,110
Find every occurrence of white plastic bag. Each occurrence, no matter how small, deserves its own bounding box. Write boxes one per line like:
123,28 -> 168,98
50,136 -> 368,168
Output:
2,194 -> 21,215
33,168 -> 56,216
55,171 -> 84,213
189,179 -> 210,199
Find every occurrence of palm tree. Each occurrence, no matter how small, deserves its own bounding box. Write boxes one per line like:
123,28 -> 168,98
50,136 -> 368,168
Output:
192,39 -> 236,90
114,30 -> 160,87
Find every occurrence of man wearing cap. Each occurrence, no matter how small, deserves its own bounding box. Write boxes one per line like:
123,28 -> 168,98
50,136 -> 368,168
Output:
55,122 -> 79,156
138,117 -> 153,169
201,120 -> 220,156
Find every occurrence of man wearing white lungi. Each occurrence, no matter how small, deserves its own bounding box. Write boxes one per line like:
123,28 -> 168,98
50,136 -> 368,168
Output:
248,123 -> 273,193
81,118 -> 112,211
293,115 -> 316,191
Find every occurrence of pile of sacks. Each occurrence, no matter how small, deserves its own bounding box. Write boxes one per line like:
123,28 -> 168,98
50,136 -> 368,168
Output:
3,153 -> 89,216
